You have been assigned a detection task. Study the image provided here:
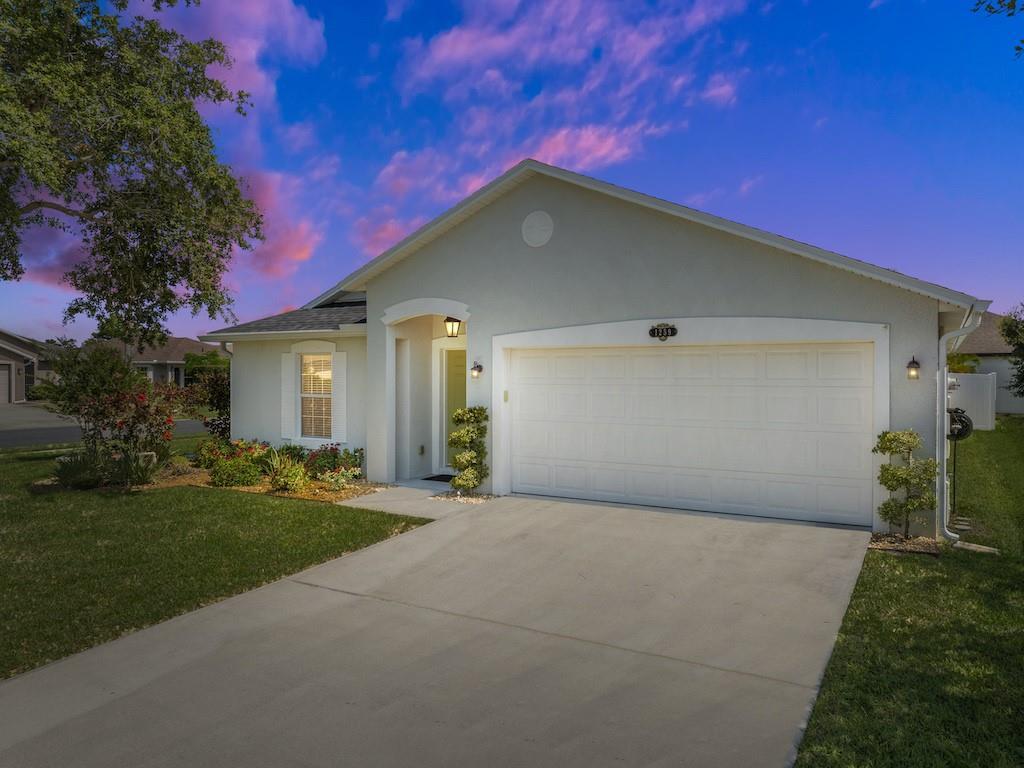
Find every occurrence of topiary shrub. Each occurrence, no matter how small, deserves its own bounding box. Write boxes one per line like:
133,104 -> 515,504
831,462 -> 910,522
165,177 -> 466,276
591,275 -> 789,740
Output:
209,456 -> 261,487
872,429 -> 939,537
448,406 -> 489,494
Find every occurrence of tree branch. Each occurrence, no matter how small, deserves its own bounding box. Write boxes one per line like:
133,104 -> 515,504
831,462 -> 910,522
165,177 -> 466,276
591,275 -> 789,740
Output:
17,200 -> 92,220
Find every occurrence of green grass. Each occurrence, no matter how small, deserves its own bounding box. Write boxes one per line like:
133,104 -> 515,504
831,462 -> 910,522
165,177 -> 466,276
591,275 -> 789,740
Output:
954,415 -> 1024,557
796,550 -> 1024,767
0,439 -> 429,680
798,416 -> 1024,766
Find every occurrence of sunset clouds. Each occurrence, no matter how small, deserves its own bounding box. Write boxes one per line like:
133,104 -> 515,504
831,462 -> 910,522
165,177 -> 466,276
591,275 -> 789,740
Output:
6,0 -> 1018,342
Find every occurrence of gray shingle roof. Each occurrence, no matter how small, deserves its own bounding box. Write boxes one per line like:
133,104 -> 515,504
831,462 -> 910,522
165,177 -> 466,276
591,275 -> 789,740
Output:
958,312 -> 1013,356
207,304 -> 368,336
89,336 -> 228,363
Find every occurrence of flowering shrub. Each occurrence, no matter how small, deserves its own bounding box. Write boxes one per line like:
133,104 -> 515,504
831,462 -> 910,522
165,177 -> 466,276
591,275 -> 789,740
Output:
270,461 -> 308,493
34,342 -> 187,488
194,438 -> 269,469
209,457 -> 262,487
319,466 -> 362,490
305,444 -> 364,478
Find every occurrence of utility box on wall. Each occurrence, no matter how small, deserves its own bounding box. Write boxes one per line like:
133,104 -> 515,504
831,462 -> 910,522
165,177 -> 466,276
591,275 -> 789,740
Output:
949,372 -> 997,431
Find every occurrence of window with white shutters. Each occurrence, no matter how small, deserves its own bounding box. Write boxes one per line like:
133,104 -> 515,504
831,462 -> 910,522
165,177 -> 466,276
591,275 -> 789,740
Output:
300,354 -> 332,438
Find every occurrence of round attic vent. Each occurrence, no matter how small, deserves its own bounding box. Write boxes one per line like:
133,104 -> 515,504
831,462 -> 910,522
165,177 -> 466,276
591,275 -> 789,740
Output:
521,210 -> 554,247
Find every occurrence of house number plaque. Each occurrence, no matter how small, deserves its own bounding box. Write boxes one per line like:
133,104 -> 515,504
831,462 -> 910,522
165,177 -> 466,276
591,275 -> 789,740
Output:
649,323 -> 678,341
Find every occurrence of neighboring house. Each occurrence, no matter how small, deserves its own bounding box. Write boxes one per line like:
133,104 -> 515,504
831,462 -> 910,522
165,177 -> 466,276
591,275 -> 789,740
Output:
92,336 -> 230,385
203,159 -> 990,535
956,311 -> 1024,414
0,329 -> 41,404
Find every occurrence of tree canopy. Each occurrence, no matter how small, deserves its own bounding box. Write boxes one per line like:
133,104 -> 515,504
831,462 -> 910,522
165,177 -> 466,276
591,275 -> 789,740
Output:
975,1 -> 1024,56
0,0 -> 262,347
999,303 -> 1024,397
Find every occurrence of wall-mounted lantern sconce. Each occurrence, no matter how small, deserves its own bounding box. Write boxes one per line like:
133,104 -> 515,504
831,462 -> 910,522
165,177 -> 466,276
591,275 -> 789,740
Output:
470,362 -> 484,379
444,316 -> 462,338
906,356 -> 921,380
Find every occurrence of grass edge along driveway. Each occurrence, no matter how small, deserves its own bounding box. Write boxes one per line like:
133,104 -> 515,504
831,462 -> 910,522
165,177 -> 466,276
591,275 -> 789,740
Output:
0,439 -> 429,680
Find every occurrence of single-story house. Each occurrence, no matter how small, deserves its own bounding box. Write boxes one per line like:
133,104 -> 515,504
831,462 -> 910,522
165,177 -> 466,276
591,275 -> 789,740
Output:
203,159 -> 990,536
0,329 -> 40,404
956,311 -> 1024,415
92,337 -> 230,386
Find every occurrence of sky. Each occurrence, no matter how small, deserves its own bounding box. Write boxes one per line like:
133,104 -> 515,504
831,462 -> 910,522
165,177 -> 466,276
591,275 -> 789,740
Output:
2,0 -> 1023,341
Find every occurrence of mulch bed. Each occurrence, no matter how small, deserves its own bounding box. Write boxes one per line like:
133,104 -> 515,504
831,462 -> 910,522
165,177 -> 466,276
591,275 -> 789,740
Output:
868,533 -> 942,556
146,468 -> 386,504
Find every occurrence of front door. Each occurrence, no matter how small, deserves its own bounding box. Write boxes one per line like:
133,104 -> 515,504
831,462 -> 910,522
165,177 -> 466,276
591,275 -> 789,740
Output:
443,349 -> 467,470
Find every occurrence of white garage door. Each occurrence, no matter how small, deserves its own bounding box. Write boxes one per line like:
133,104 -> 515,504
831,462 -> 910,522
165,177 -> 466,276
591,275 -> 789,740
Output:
0,365 -> 9,404
510,343 -> 875,526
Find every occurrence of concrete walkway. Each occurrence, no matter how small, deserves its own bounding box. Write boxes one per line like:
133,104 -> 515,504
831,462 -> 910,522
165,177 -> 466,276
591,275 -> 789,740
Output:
0,496 -> 868,767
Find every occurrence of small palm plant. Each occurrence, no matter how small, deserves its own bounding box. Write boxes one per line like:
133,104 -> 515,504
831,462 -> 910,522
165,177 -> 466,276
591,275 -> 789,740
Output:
871,430 -> 939,538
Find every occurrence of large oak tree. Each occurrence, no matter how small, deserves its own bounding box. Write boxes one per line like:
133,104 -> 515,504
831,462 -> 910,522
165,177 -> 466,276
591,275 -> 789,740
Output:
0,0 -> 262,346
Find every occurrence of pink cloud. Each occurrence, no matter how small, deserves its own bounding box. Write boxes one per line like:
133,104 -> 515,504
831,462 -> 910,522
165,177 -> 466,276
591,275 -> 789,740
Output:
386,0 -> 410,21
280,121 -> 318,152
530,122 -> 647,171
135,0 -> 325,109
683,0 -> 748,34
738,175 -> 764,196
701,72 -> 741,107
241,170 -> 323,276
375,148 -> 451,200
352,207 -> 427,257
18,223 -> 87,290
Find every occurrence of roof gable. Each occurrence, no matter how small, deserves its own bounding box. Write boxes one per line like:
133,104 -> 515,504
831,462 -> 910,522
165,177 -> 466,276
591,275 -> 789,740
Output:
307,159 -> 984,311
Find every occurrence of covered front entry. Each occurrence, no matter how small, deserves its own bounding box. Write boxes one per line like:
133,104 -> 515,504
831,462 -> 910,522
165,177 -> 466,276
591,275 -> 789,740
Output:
508,341 -> 876,526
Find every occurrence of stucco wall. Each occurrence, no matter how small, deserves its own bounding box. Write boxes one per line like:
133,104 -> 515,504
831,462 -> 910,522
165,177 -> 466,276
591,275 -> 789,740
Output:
230,336 -> 368,450
365,174 -> 944,487
978,356 -> 1024,414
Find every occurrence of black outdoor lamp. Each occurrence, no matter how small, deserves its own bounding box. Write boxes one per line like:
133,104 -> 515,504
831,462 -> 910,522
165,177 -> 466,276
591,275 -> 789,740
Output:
444,316 -> 462,338
907,356 -> 921,380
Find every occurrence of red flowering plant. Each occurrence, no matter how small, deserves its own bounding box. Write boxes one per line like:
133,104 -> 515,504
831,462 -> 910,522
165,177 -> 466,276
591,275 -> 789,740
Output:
34,342 -> 190,489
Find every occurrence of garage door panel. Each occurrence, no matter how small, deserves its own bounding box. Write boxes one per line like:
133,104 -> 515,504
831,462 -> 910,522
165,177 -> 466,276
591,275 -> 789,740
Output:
670,351 -> 714,379
765,350 -> 811,380
510,343 -> 875,526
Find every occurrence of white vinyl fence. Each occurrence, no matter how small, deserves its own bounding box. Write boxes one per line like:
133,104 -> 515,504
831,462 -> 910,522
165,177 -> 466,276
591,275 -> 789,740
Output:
948,372 -> 997,431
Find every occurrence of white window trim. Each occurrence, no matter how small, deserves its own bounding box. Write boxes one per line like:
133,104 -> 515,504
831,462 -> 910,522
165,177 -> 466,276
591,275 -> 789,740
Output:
281,340 -> 347,449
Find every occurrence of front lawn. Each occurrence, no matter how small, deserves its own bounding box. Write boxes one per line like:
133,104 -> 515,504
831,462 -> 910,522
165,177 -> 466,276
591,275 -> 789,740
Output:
0,439 -> 428,680
954,415 -> 1024,557
798,416 -> 1024,767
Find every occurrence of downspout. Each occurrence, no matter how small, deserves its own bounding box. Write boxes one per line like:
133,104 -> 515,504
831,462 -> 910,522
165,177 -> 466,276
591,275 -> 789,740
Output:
935,301 -> 990,541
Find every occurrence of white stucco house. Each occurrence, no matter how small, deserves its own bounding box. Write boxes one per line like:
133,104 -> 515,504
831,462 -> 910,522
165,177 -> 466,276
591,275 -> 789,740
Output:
203,159 -> 990,537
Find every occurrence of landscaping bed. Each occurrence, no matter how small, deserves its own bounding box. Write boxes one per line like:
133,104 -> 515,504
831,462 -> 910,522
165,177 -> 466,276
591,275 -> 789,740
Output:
147,466 -> 388,504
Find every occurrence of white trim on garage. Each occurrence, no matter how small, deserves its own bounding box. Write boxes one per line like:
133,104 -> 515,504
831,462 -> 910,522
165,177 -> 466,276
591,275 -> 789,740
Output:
491,317 -> 890,530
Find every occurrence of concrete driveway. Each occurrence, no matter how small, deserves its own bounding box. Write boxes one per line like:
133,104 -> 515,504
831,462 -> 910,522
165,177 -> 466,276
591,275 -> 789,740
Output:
0,402 -> 206,448
0,496 -> 868,767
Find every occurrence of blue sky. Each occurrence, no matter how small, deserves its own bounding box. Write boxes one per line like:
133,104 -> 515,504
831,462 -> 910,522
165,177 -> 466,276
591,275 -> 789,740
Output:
3,0 -> 1022,341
